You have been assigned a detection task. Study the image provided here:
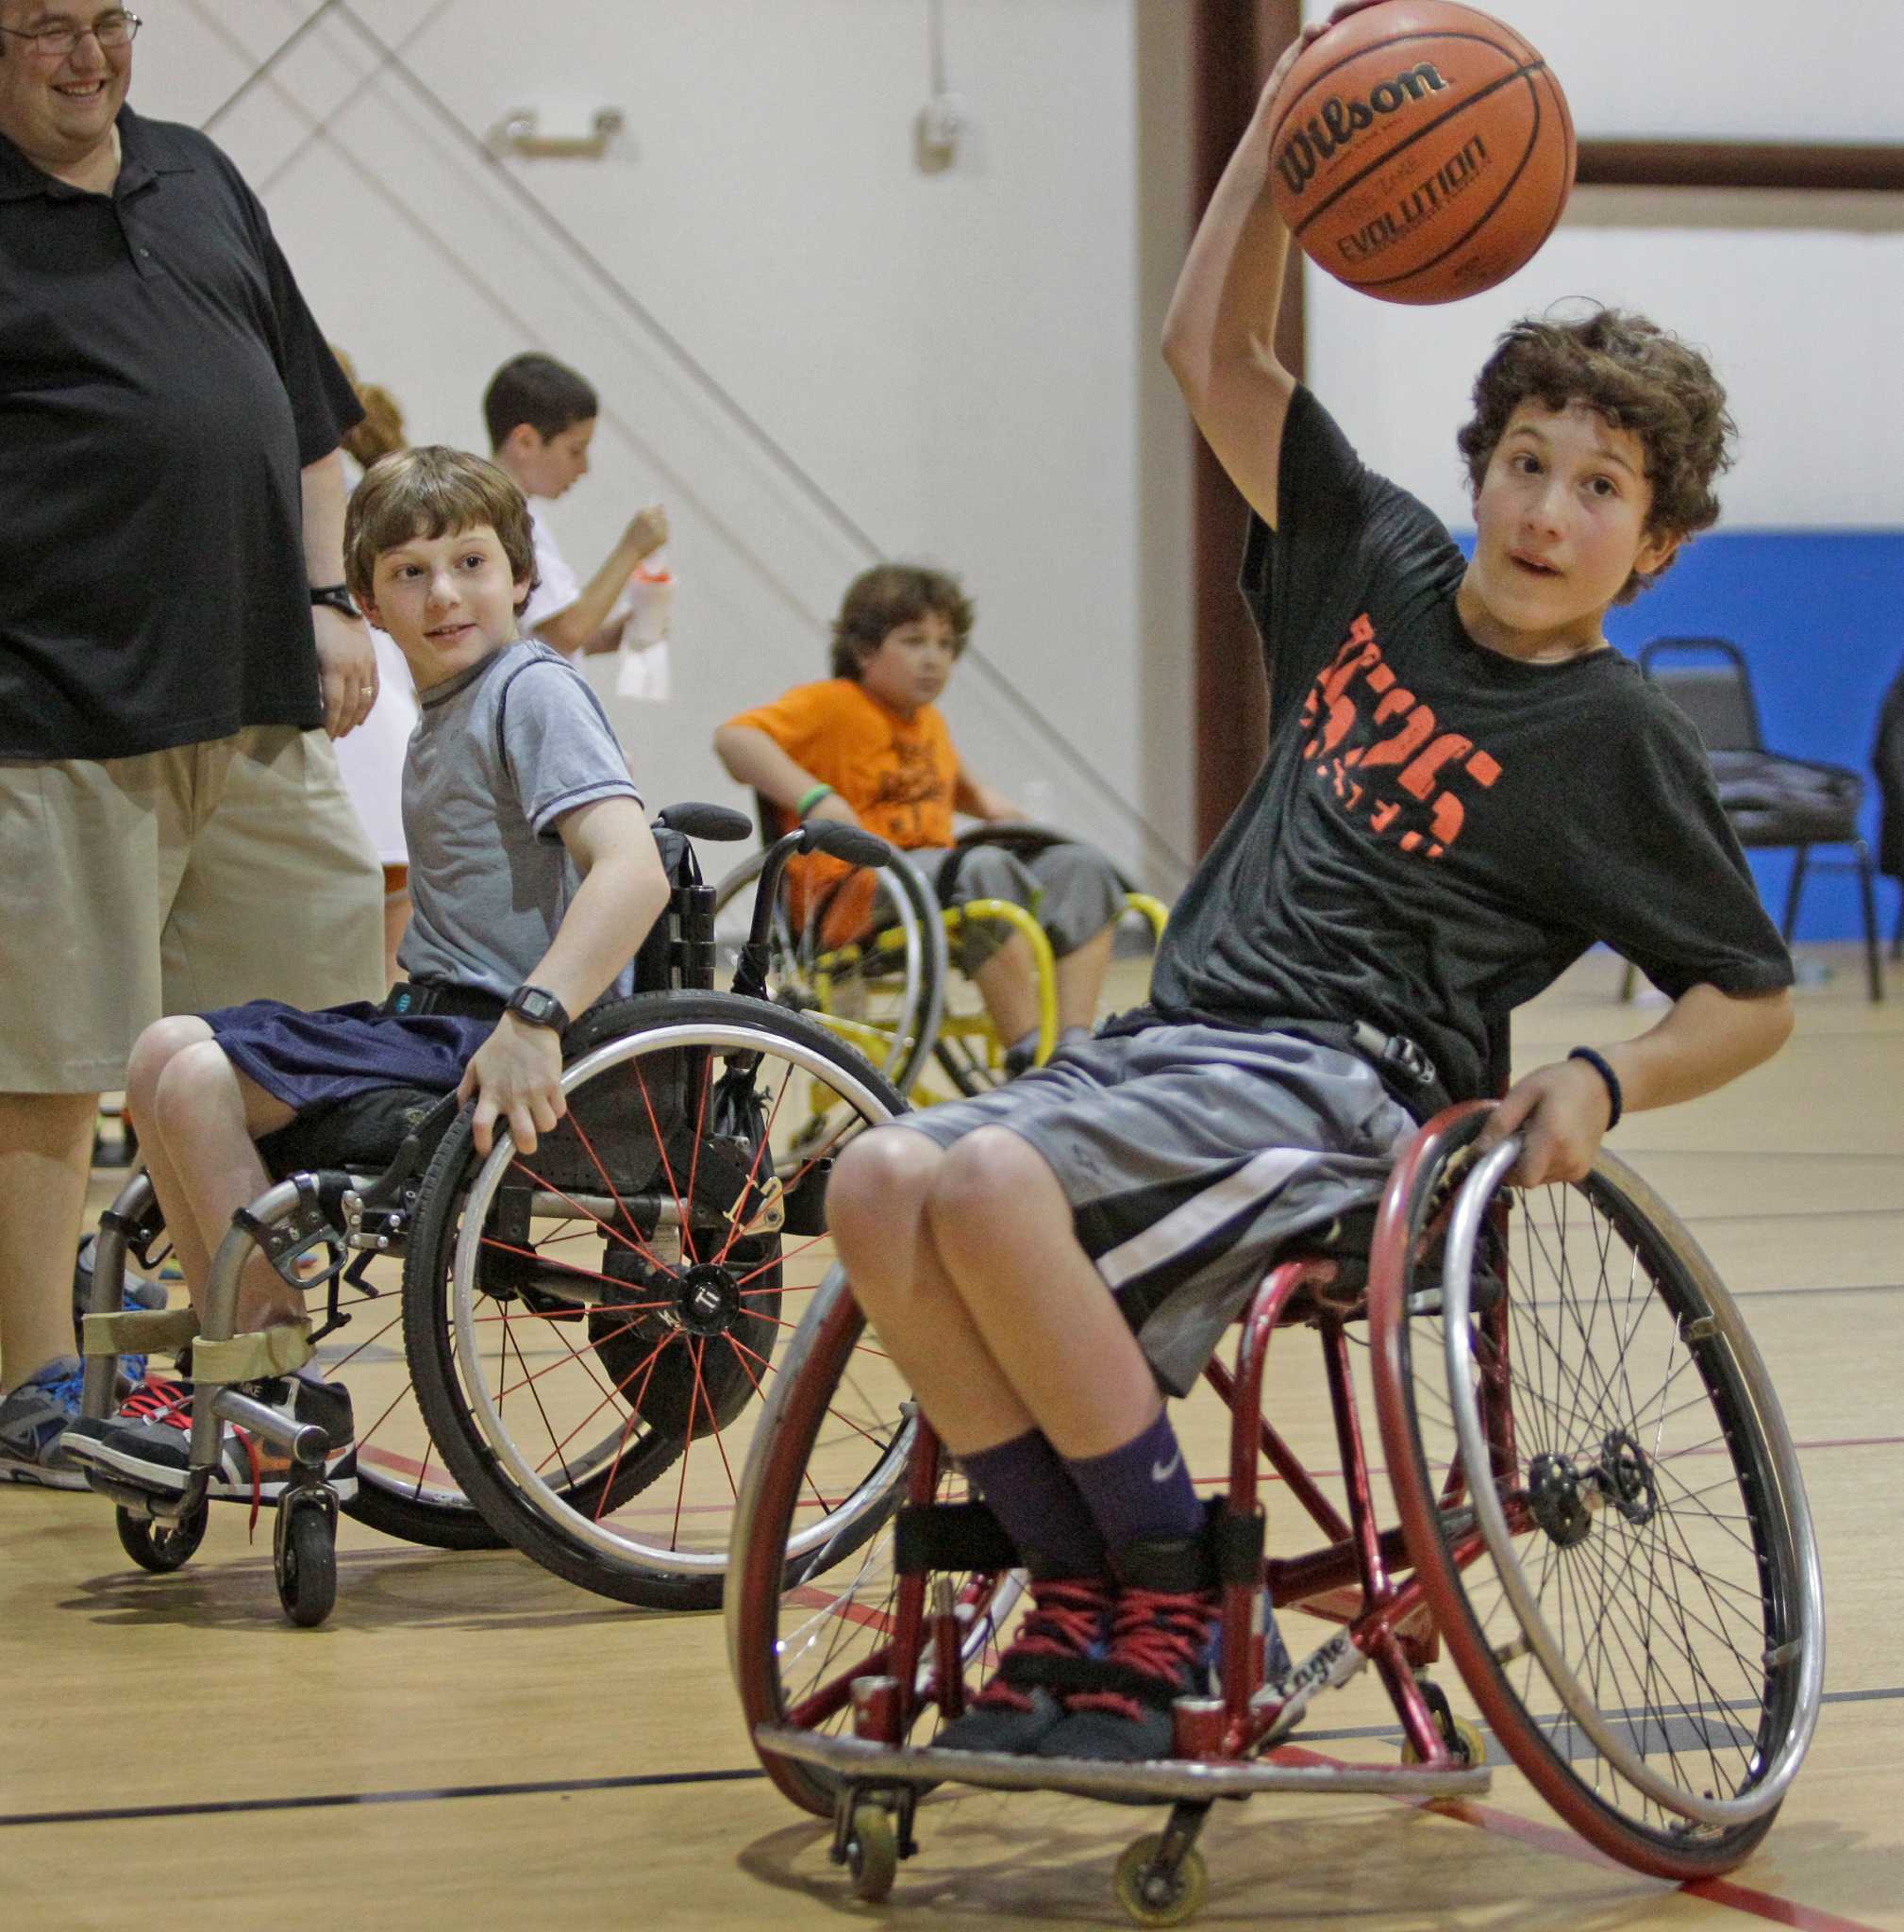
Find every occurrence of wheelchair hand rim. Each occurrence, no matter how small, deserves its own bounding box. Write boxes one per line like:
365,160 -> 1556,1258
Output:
449,1018 -> 903,1574
1440,1136 -> 1824,1828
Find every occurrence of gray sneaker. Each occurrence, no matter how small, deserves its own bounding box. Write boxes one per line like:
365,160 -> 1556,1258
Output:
0,1356 -> 90,1491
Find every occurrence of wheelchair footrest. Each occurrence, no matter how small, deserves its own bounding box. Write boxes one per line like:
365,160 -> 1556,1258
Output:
753,1725 -> 1491,1802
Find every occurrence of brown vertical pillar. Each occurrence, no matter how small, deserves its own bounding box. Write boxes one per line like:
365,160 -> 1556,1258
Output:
1190,0 -> 1303,853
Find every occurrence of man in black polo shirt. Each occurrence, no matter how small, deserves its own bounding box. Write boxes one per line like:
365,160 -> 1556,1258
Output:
0,6 -> 385,1485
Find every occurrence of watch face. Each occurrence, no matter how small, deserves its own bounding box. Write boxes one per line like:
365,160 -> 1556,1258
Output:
511,987 -> 560,1026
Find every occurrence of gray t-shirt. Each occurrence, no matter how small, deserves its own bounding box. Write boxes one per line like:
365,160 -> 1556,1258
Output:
396,640 -> 643,1001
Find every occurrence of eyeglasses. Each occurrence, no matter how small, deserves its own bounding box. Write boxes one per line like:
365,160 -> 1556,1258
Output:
0,9 -> 141,58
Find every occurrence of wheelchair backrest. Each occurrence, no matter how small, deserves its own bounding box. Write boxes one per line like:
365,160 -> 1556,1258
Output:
633,825 -> 717,994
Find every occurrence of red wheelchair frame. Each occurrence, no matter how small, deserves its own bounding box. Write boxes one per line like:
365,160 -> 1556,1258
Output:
726,1103 -> 1823,1925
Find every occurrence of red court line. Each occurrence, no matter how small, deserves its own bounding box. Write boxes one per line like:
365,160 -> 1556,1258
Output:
1275,1744 -> 1884,1932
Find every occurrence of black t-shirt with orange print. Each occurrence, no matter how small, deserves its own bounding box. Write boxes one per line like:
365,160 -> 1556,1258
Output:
1151,387 -> 1792,1105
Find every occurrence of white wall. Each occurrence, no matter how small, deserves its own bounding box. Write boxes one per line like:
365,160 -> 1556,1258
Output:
1298,0 -> 1904,532
136,0 -> 1902,890
140,0 -> 1198,888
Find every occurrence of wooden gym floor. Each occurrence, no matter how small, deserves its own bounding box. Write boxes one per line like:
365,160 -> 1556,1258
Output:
3,942 -> 1899,1931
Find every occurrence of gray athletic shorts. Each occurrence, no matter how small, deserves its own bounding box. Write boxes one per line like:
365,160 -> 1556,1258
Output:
904,841 -> 1124,971
897,1023 -> 1413,1394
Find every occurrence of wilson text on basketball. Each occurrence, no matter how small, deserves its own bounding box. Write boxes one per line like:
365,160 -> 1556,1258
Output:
1274,63 -> 1450,198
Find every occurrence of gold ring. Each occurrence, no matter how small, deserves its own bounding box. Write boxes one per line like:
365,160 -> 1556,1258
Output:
359,685 -> 376,696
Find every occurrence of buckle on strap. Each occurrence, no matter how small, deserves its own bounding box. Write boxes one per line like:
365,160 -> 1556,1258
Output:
1348,1021 -> 1439,1091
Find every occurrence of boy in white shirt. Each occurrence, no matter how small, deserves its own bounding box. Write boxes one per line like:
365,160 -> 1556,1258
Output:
482,352 -> 668,656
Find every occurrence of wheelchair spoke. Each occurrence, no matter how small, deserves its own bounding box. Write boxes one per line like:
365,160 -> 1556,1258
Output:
1383,1133 -> 1818,1874
405,993 -> 904,1605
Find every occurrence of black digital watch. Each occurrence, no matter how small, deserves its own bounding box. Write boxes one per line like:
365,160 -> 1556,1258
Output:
505,984 -> 571,1034
309,583 -> 359,618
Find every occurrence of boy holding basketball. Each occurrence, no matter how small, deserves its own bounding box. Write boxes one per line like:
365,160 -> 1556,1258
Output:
824,0 -> 1795,1767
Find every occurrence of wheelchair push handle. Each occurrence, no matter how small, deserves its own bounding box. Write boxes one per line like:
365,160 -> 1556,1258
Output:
652,801 -> 752,842
800,821 -> 891,870
730,823 -> 895,1002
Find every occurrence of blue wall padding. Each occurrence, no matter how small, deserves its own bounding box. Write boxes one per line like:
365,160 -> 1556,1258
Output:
1451,530 -> 1904,942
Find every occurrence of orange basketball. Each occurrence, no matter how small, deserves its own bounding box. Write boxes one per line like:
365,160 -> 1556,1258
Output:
1267,1 -> 1575,306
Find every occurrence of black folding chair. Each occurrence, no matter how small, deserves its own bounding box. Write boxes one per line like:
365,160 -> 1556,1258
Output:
1618,637 -> 1882,1003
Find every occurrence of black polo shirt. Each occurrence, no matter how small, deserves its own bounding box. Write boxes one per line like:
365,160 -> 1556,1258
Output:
0,105 -> 361,759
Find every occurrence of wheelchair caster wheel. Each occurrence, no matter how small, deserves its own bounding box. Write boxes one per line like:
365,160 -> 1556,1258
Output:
1402,1713 -> 1485,1768
1113,1836 -> 1208,1928
274,1496 -> 337,1627
116,1503 -> 208,1574
844,1800 -> 898,1904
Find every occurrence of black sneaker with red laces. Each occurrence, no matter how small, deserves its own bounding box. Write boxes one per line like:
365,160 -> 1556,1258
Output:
60,1374 -> 356,1504
1035,1529 -> 1222,1763
933,1577 -> 1116,1756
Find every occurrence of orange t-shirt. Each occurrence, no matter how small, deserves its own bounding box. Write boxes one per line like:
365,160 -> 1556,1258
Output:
725,677 -> 960,937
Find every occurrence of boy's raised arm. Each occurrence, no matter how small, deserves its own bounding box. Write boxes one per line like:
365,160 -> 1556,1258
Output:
1161,4 -> 1380,527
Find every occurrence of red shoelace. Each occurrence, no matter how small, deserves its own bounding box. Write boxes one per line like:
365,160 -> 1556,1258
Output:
972,1579 -> 1114,1712
115,1379 -> 192,1428
1062,1588 -> 1218,1722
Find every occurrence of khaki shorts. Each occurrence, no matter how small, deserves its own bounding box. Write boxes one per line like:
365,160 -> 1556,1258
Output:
0,727 -> 384,1092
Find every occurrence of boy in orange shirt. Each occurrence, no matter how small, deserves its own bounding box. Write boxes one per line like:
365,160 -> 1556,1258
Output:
714,564 -> 1124,1074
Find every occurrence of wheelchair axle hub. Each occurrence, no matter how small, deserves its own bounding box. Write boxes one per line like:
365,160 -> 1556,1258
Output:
1526,1453 -> 1595,1548
675,1263 -> 743,1338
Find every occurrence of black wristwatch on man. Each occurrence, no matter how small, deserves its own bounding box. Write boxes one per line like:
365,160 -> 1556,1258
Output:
506,984 -> 571,1034
309,583 -> 359,619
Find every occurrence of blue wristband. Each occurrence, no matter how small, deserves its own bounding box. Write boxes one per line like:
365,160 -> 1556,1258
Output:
1568,1047 -> 1623,1131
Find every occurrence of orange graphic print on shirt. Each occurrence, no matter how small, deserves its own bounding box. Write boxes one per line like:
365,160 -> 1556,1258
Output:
1299,615 -> 1501,860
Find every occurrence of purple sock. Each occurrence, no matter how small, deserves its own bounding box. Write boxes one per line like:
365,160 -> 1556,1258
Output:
958,1430 -> 1108,1579
1063,1410 -> 1203,1561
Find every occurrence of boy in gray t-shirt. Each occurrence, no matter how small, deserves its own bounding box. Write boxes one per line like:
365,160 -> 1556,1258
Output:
62,450 -> 671,1502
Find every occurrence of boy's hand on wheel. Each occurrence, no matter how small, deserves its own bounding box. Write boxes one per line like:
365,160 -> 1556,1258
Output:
460,1015 -> 566,1156
1478,1060 -> 1613,1189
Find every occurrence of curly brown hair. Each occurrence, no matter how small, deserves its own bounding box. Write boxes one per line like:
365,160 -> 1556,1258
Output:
829,564 -> 974,679
1456,308 -> 1736,603
344,446 -> 539,613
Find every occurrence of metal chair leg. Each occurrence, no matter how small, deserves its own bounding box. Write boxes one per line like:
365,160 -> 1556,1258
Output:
1855,840 -> 1883,1001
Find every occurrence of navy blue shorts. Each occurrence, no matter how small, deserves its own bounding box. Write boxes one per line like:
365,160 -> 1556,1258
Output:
205,997 -> 494,1114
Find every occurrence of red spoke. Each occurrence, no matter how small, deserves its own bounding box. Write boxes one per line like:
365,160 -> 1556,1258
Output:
474,1234 -> 674,1304
499,1157 -> 681,1283
670,1340 -> 706,1551
728,1228 -> 829,1291
630,1053 -> 698,1265
707,1067 -> 793,1270
687,1337 -> 741,1507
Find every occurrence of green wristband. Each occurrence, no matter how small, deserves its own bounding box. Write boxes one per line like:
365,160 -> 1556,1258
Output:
795,783 -> 834,819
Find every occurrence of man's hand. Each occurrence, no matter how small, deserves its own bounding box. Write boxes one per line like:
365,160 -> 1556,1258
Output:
622,505 -> 669,560
313,605 -> 378,740
459,1013 -> 566,1156
1476,1058 -> 1614,1188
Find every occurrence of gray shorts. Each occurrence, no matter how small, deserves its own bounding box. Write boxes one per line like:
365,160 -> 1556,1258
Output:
897,1024 -> 1413,1393
905,841 -> 1124,971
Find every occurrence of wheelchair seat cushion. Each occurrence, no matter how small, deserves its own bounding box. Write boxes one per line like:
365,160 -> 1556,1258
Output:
256,1083 -> 452,1181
